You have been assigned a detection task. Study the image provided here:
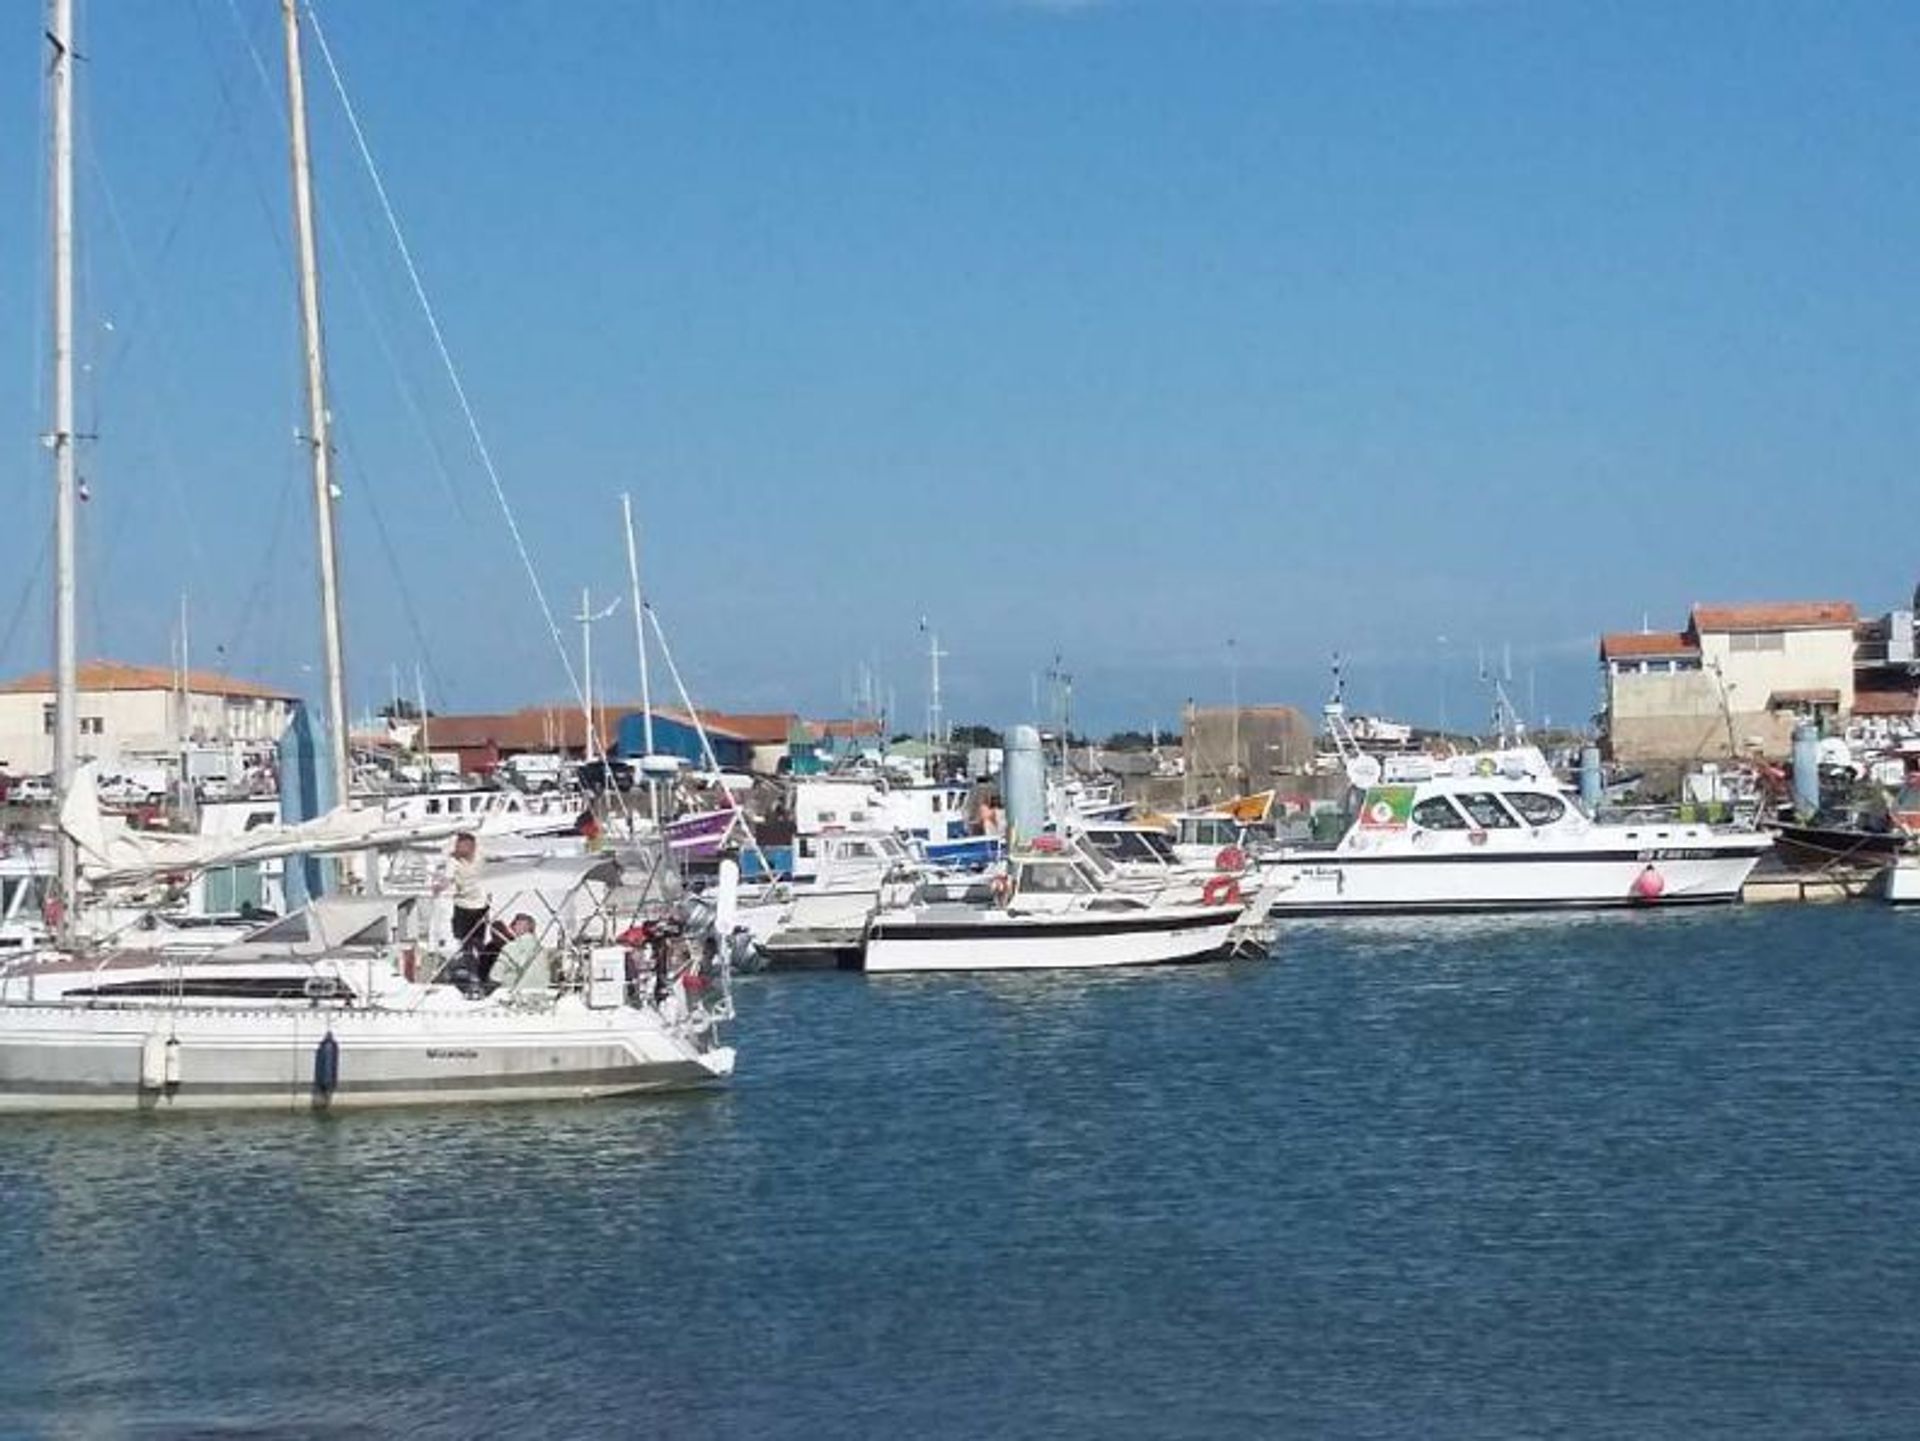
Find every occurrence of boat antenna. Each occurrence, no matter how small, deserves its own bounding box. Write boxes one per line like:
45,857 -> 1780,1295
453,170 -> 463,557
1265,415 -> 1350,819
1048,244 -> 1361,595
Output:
46,0 -> 80,924
282,0 -> 352,809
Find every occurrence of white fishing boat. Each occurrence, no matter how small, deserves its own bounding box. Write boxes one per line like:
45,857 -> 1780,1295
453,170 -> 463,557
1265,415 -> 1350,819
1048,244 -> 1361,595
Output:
1259,749 -> 1771,915
862,846 -> 1241,974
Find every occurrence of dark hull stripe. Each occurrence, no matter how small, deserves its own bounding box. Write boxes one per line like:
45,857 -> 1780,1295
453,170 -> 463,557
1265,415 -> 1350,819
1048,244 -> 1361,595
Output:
1271,895 -> 1738,917
1263,846 -> 1766,867
867,911 -> 1237,943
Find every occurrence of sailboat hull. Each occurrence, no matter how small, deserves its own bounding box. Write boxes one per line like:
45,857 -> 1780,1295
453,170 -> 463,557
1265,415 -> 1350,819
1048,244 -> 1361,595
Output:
0,1001 -> 732,1112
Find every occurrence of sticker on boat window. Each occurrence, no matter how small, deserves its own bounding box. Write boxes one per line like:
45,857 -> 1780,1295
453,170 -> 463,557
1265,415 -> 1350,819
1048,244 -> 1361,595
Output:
1359,786 -> 1416,829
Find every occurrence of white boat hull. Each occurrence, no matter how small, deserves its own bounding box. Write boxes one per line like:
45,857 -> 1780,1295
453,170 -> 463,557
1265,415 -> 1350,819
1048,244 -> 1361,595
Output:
1259,845 -> 1766,915
0,998 -> 732,1113
1885,857 -> 1920,905
863,906 -> 1239,974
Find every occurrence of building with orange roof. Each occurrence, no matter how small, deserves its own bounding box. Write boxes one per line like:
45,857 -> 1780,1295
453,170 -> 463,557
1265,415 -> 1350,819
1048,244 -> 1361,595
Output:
0,659 -> 298,775
1599,601 -> 1871,762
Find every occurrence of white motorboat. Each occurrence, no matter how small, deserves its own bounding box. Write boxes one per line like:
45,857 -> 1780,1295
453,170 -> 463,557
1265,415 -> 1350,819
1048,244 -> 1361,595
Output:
1063,820 -> 1280,954
736,829 -> 923,962
863,847 -> 1241,974
0,866 -> 736,1112
1259,749 -> 1771,915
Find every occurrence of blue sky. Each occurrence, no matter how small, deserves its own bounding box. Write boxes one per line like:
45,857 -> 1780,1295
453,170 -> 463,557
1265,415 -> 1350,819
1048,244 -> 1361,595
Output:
2,0 -> 1917,737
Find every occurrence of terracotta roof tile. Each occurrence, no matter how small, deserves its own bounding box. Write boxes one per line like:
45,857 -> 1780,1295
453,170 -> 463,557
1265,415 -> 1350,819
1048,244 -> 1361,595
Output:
0,659 -> 296,700
1599,631 -> 1698,660
1690,601 -> 1856,632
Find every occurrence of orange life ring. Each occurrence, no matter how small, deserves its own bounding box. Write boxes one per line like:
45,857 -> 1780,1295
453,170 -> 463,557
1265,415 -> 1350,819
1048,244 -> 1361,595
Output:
1201,875 -> 1242,907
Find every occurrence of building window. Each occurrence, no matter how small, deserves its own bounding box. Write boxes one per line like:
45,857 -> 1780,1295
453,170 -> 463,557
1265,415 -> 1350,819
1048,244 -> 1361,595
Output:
81,717 -> 103,736
42,705 -> 53,735
1730,631 -> 1785,653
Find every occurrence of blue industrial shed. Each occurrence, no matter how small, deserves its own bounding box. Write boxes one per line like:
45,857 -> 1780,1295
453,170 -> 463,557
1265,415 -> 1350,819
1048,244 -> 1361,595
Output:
613,710 -> 753,771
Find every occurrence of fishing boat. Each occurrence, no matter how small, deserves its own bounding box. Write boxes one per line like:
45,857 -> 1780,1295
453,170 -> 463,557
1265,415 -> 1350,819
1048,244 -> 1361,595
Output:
862,845 -> 1242,974
1258,749 -> 1771,915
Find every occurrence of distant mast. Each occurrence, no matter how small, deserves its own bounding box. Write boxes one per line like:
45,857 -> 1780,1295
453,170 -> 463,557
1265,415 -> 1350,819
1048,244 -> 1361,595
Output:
46,0 -> 79,915
282,0 -> 352,806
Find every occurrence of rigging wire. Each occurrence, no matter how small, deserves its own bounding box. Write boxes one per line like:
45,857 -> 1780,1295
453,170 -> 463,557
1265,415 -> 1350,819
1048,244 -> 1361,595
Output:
328,421 -> 454,705
303,0 -> 589,715
215,0 -> 479,701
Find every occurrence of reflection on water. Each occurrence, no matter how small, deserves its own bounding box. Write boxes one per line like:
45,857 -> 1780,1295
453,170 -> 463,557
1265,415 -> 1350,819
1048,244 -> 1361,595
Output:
7,906 -> 1920,1436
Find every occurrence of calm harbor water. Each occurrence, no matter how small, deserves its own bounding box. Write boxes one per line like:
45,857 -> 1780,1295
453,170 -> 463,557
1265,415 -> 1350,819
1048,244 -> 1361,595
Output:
4,905 -> 1919,1437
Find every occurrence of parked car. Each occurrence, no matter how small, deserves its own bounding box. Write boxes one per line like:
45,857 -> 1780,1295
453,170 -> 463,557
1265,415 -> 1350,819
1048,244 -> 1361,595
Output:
575,758 -> 635,793
10,776 -> 53,806
97,775 -> 165,807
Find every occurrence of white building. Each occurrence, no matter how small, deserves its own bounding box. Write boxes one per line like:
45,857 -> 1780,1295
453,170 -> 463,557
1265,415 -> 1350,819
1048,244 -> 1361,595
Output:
0,660 -> 298,776
1601,601 -> 1858,763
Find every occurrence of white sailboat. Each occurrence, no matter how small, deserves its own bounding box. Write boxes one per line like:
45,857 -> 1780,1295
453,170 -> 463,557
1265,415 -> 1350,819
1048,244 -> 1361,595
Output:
0,0 -> 734,1111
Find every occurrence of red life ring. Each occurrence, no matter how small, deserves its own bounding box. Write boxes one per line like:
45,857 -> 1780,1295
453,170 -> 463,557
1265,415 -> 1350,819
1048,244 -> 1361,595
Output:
1201,875 -> 1242,907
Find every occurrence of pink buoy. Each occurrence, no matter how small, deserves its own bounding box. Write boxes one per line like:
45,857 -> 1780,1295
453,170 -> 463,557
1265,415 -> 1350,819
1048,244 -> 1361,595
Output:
1632,866 -> 1666,901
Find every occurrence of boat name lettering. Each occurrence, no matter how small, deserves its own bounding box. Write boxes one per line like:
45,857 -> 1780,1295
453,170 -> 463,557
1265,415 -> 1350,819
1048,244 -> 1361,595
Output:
1638,848 -> 1715,861
426,1048 -> 479,1060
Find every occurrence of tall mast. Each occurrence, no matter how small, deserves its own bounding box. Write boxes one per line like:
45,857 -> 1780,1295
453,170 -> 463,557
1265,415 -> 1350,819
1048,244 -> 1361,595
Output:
47,0 -> 79,914
282,0 -> 351,806
621,494 -> 662,822
921,617 -> 944,749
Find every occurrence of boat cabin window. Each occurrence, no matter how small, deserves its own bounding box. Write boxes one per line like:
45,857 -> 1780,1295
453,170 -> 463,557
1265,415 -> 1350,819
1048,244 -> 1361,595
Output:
341,916 -> 392,946
1139,832 -> 1179,863
1505,792 -> 1567,826
1411,797 -> 1471,830
427,798 -> 442,815
1016,861 -> 1092,896
249,912 -> 312,943
1084,830 -> 1164,864
1456,792 -> 1520,829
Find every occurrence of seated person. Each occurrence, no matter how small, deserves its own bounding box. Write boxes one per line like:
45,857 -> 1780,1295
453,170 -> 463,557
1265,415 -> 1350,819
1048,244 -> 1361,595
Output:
490,913 -> 551,993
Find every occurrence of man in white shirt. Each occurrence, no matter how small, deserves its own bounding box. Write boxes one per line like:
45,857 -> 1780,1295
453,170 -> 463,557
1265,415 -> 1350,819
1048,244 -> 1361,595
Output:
447,831 -> 488,956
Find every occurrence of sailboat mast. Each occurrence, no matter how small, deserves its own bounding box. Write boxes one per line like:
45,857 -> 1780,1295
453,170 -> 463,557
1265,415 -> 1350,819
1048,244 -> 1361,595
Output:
47,0 -> 79,913
282,0 -> 351,807
620,494 -> 654,757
